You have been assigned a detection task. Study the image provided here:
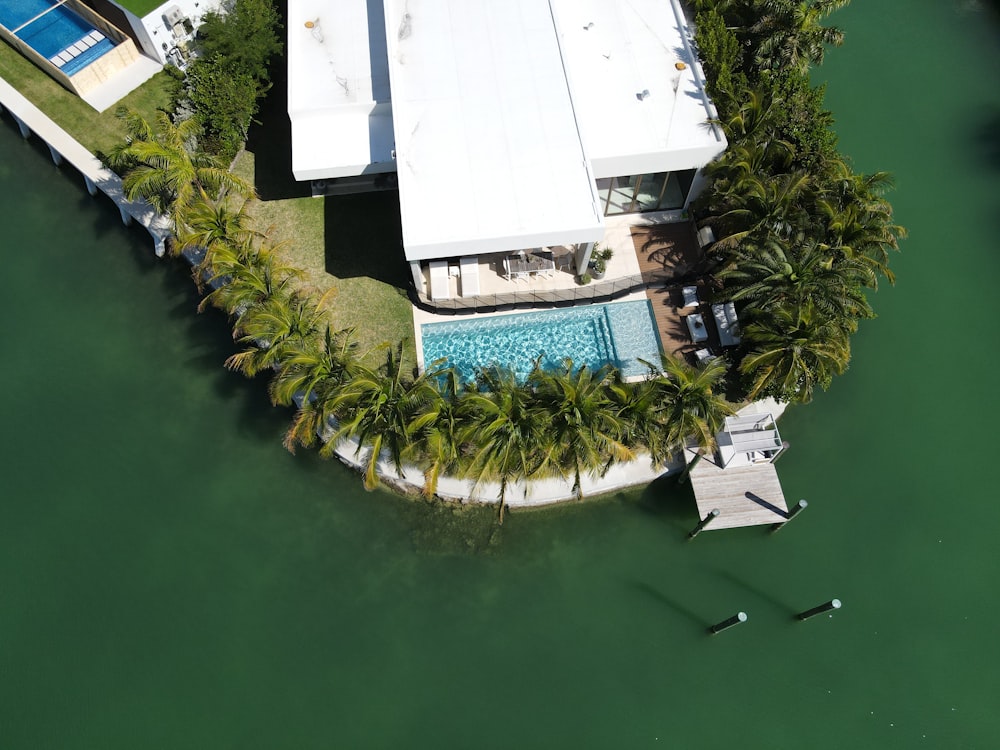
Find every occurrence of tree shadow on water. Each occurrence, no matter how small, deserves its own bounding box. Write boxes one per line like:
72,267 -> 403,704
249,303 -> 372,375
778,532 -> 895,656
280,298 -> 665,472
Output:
630,473 -> 700,537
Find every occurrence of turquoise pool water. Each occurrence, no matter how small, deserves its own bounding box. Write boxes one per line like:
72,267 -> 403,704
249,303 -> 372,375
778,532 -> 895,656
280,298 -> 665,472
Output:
421,301 -> 663,381
1,0 -> 114,76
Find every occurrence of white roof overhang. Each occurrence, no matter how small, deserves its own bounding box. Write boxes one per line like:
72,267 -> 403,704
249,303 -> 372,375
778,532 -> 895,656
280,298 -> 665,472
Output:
383,0 -> 604,261
550,0 -> 727,180
288,0 -> 396,181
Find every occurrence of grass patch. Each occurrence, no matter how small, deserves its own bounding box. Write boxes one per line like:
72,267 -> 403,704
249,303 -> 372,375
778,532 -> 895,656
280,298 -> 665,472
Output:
232,151 -> 416,370
0,41 -> 175,154
112,0 -> 166,16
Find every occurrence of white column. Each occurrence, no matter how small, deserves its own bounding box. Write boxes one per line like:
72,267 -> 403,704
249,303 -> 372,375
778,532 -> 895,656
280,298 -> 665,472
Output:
154,235 -> 167,257
47,144 -> 63,166
409,260 -> 423,292
119,206 -> 133,226
576,242 -> 595,274
83,175 -> 97,196
13,115 -> 30,139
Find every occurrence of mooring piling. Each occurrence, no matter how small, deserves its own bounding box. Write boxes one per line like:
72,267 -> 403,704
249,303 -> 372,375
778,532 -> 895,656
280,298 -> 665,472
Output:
709,611 -> 748,634
771,499 -> 807,533
688,508 -> 720,539
795,599 -> 841,621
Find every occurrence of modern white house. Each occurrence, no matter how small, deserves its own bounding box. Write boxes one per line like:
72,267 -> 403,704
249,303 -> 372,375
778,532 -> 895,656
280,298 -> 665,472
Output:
287,0 -> 727,299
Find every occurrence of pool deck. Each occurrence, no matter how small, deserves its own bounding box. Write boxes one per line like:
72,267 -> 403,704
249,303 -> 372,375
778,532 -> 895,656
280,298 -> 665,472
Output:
79,54 -> 162,112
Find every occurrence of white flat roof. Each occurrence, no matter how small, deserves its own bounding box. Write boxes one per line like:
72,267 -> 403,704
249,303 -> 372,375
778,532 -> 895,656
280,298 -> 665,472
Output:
383,0 -> 604,261
551,0 -> 726,179
288,0 -> 395,180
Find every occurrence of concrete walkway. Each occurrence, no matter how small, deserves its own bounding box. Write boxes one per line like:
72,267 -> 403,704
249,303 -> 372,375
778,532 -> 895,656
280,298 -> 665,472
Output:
81,55 -> 163,112
0,76 -> 171,255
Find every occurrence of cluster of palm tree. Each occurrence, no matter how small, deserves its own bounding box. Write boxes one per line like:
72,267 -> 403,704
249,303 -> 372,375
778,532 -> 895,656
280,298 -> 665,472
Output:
691,0 -> 905,403
105,110 -> 737,503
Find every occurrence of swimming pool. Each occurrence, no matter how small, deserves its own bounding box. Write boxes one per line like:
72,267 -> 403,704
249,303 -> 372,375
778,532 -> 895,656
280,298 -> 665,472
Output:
1,0 -> 115,77
421,301 -> 663,382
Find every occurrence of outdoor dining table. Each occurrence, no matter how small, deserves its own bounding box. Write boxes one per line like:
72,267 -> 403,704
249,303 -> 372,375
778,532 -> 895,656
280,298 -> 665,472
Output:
686,312 -> 709,343
505,251 -> 555,278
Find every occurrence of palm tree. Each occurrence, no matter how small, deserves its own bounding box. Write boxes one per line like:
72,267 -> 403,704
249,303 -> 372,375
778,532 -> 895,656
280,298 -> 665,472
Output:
739,302 -> 851,403
814,166 -> 906,286
198,239 -> 297,323
225,291 -> 324,377
459,366 -> 550,508
648,355 -> 734,459
104,109 -> 254,236
607,374 -> 672,466
176,194 -> 260,253
751,0 -> 850,74
271,325 -> 360,453
530,361 -> 633,499
330,343 -> 445,490
411,367 -> 466,499
718,236 -> 874,330
705,170 -> 812,252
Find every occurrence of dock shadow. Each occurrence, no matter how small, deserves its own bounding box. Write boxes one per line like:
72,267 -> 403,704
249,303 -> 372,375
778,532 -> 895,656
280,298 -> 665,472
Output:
745,491 -> 789,520
632,475 -> 701,538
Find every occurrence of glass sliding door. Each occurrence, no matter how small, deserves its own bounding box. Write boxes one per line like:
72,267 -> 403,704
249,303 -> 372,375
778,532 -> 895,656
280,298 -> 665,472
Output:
634,172 -> 668,212
596,169 -> 698,216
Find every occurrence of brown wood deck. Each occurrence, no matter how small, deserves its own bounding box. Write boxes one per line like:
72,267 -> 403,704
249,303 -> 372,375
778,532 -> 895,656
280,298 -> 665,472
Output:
631,222 -> 702,287
632,222 -> 722,363
685,449 -> 790,530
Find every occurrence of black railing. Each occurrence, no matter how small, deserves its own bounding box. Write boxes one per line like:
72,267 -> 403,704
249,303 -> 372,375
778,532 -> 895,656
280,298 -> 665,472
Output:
413,273 -> 650,315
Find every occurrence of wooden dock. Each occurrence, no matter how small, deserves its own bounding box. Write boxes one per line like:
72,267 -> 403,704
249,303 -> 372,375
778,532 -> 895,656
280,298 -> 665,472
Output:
685,449 -> 789,530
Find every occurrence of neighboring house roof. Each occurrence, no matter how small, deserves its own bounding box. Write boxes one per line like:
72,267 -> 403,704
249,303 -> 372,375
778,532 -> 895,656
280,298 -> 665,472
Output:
288,0 -> 726,260
288,0 -> 395,180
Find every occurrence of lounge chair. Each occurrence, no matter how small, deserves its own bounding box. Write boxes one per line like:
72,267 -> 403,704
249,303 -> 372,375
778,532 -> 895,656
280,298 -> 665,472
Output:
712,303 -> 740,347
429,260 -> 451,301
681,285 -> 699,308
459,257 -> 480,297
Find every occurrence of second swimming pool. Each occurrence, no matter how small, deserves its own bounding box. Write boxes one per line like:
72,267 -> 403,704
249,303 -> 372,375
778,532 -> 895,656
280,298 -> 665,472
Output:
1,0 -> 115,77
420,301 -> 663,382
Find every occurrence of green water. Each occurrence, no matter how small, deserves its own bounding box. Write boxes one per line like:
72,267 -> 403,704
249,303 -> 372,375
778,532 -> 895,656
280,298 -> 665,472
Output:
2,2 -> 999,746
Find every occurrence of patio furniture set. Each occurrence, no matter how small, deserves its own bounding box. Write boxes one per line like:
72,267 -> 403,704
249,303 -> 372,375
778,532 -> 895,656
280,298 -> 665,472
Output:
680,285 -> 741,361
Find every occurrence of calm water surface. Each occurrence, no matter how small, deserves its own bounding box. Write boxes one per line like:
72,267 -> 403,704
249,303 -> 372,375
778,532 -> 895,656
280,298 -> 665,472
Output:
2,2 -> 999,746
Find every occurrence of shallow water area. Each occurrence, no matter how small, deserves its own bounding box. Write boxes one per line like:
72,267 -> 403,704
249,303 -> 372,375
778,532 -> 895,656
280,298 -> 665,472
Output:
2,1 -> 1000,746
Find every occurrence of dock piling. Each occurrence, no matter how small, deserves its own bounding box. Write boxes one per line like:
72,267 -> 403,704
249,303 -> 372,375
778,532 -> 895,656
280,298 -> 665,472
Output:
687,508 -> 720,539
13,114 -> 30,139
771,499 -> 807,533
709,611 -> 748,634
795,599 -> 841,621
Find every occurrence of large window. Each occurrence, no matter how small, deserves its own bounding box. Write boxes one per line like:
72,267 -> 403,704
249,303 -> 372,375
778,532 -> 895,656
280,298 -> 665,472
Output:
596,170 -> 695,216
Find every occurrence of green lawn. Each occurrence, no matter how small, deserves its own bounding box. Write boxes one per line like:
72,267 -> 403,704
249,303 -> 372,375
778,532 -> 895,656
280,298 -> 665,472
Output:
0,41 -> 175,154
232,151 -> 416,370
111,0 -> 167,17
